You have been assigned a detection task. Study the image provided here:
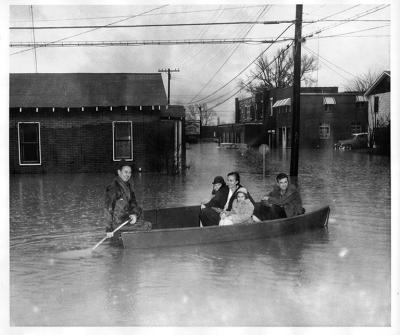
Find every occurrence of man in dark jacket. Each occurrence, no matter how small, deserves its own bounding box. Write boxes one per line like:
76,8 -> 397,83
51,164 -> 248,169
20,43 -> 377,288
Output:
199,172 -> 255,226
201,176 -> 229,210
199,176 -> 229,226
253,173 -> 303,221
105,160 -> 151,238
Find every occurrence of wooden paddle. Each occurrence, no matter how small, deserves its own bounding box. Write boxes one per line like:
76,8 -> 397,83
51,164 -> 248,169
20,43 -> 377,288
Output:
92,218 -> 131,251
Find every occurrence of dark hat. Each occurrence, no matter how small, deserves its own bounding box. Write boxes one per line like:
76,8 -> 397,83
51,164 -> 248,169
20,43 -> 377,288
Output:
212,176 -> 225,184
117,159 -> 132,171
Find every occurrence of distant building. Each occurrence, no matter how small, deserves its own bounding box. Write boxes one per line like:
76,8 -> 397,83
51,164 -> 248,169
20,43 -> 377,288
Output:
364,70 -> 390,154
219,86 -> 368,149
200,125 -> 219,142
10,73 -> 185,174
185,120 -> 200,143
219,93 -> 264,146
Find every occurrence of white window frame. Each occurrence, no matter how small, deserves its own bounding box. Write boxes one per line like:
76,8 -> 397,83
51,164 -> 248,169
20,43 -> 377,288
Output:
112,121 -> 133,161
319,123 -> 330,139
17,122 -> 42,166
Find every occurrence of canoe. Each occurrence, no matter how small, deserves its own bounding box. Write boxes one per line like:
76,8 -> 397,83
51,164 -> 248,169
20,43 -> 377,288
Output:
119,205 -> 330,249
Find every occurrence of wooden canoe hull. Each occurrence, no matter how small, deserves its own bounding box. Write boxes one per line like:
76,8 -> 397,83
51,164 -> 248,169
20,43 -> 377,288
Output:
120,206 -> 330,249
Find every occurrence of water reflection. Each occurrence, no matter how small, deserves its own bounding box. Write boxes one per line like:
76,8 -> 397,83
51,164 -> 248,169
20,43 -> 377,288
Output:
10,143 -> 390,326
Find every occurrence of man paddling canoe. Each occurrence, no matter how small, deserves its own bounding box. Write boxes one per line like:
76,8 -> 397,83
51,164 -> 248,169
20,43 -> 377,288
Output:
104,160 -> 152,238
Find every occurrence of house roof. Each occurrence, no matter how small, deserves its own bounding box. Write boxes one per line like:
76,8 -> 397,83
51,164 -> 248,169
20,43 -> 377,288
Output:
10,73 -> 168,108
364,70 -> 391,96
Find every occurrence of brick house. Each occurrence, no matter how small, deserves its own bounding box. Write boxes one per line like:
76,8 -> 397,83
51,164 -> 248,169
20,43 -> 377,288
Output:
219,93 -> 265,146
10,73 -> 185,174
364,70 -> 390,154
219,86 -> 368,149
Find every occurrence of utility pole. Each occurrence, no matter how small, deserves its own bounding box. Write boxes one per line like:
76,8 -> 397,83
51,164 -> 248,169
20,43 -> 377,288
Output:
30,5 -> 38,73
290,4 -> 303,177
158,68 -> 179,105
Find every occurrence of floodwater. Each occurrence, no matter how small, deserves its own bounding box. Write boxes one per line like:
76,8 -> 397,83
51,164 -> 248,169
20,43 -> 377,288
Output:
9,143 -> 391,326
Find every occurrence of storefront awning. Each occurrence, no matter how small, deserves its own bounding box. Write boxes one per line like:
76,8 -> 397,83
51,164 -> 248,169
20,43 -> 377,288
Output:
272,98 -> 291,108
355,95 -> 368,102
323,97 -> 336,105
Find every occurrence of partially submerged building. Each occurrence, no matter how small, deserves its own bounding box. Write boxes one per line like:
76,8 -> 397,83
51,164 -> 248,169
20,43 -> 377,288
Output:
219,86 -> 368,149
9,73 -> 185,173
364,70 -> 390,154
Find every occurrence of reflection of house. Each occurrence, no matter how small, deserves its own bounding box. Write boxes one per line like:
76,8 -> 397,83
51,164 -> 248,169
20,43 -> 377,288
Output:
10,73 -> 185,173
364,70 -> 390,154
185,120 -> 200,143
219,86 -> 368,148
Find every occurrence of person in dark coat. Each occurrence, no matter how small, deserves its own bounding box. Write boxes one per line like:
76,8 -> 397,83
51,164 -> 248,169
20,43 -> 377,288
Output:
253,172 -> 303,221
104,160 -> 151,238
201,176 -> 229,209
199,176 -> 229,226
200,172 -> 255,226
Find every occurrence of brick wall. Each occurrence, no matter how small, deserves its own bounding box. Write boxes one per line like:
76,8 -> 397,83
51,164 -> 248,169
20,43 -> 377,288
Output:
10,107 -> 177,173
298,95 -> 368,147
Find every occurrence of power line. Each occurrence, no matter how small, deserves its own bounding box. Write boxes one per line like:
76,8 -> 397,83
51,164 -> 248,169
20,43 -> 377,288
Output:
316,35 -> 390,38
201,6 -> 389,110
189,23 -> 294,105
206,42 -> 295,110
303,4 -> 361,27
303,45 -> 356,78
305,19 -> 389,22
10,17 -> 390,30
303,4 -> 390,39
308,24 -> 390,39
175,5 -> 227,69
10,38 -> 292,48
10,20 -> 295,30
196,40 -> 295,107
189,5 -> 270,103
10,5 -> 267,23
10,4 -> 169,56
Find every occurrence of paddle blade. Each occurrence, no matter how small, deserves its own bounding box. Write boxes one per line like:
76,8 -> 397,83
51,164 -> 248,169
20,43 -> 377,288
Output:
56,248 -> 95,259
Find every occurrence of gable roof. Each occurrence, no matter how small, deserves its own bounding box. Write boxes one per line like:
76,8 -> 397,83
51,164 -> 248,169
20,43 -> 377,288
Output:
364,71 -> 391,96
10,73 -> 168,108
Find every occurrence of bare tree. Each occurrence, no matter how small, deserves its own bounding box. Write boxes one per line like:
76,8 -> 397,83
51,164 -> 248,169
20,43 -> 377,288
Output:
239,47 -> 318,94
344,69 -> 381,93
185,103 -> 217,126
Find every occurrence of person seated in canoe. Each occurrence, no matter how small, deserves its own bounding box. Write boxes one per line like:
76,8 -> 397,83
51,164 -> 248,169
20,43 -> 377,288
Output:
199,176 -> 229,226
200,175 -> 229,209
253,172 -> 303,221
200,171 -> 255,226
104,160 -> 152,238
219,187 -> 254,226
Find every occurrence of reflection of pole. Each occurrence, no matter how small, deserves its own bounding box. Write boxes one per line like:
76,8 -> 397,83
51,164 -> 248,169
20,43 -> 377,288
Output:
198,105 -> 202,138
373,108 -> 377,148
290,4 -> 302,177
262,147 -> 266,177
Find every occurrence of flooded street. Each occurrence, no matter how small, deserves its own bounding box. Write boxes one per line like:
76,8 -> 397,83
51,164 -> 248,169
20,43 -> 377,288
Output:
9,143 -> 390,326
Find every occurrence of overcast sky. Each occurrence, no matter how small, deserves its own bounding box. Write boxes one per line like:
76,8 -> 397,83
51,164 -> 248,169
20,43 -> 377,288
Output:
2,2 -> 400,335
7,2 -> 393,124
